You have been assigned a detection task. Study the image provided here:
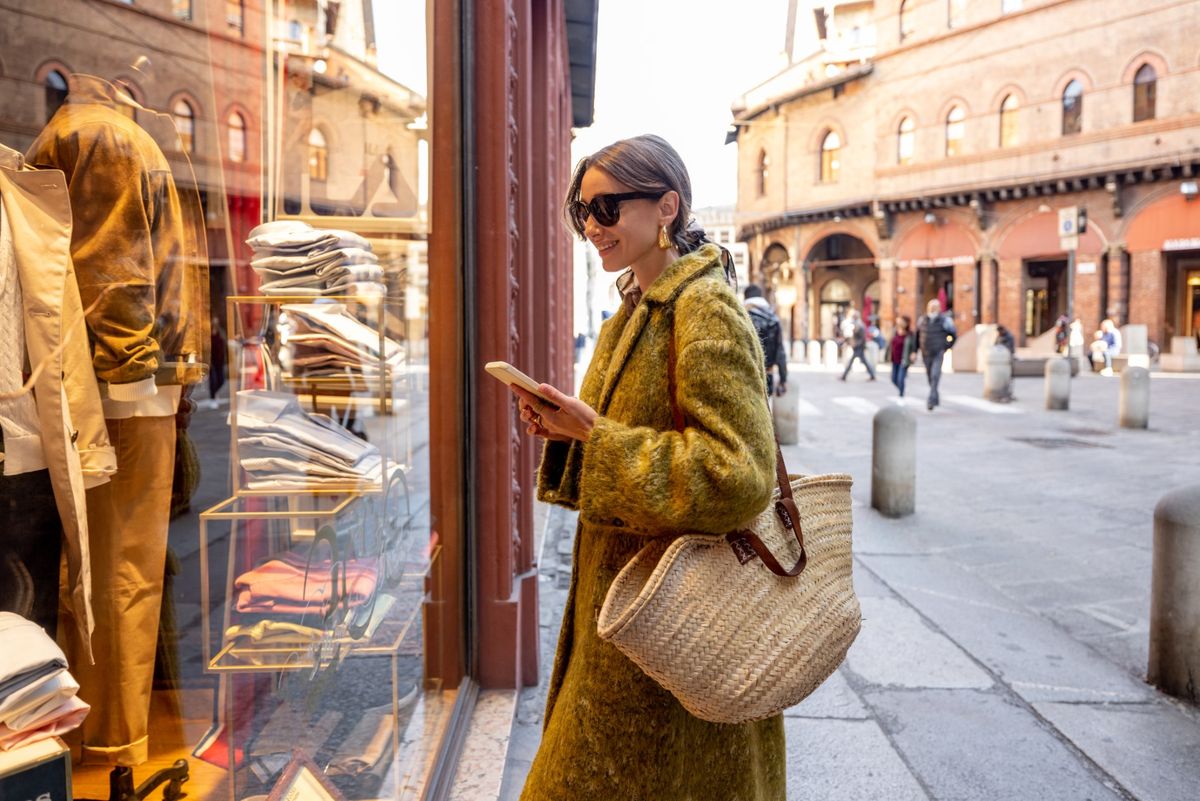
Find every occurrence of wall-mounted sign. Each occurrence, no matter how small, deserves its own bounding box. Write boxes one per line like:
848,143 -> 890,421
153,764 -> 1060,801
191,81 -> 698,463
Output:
1077,261 -> 1097,275
1164,238 -> 1200,252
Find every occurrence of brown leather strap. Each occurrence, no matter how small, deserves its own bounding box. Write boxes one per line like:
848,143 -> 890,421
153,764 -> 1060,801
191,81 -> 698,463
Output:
665,309 -> 807,578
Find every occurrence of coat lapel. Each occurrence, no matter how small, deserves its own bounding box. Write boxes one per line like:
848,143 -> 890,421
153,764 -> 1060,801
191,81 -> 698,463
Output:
593,245 -> 724,415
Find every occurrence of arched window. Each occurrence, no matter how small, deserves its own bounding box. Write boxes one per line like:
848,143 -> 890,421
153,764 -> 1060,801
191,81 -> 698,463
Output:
945,105 -> 965,157
308,128 -> 328,182
227,112 -> 247,163
999,94 -> 1019,148
44,70 -> 68,122
819,131 -> 841,183
899,1 -> 914,42
757,149 -> 769,197
897,116 -> 915,165
1133,64 -> 1157,122
173,0 -> 193,20
1062,80 -> 1083,135
173,99 -> 195,152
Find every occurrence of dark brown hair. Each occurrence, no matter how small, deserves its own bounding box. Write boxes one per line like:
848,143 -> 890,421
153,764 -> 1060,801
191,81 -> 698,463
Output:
564,134 -> 734,283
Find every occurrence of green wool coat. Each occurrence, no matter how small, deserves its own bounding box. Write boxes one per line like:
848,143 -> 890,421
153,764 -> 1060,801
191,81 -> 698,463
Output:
521,245 -> 787,801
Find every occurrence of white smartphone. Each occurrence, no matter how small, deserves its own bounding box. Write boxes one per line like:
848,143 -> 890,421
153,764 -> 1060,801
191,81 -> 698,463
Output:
484,361 -> 558,406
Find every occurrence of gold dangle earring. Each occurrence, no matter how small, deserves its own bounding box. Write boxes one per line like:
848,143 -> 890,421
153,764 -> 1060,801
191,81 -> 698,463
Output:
658,224 -> 671,250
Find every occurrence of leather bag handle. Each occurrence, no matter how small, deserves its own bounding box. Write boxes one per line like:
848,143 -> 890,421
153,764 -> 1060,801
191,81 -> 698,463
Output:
666,308 -> 807,578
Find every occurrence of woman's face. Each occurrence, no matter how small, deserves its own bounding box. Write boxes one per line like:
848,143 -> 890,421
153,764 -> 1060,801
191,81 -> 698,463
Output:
579,167 -> 674,273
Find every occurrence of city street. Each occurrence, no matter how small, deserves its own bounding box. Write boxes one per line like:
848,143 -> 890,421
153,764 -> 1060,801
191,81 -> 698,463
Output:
498,364 -> 1200,801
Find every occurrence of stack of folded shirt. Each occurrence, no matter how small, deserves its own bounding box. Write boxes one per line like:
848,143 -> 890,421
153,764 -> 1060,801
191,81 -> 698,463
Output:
0,613 -> 90,751
237,390 -> 382,489
279,303 -> 405,378
247,221 -> 383,296
234,550 -> 379,617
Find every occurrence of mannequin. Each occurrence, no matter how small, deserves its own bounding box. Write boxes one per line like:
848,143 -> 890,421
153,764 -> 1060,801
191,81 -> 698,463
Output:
26,72 -> 208,768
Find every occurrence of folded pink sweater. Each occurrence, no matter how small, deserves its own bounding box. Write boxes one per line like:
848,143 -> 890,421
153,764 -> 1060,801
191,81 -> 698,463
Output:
235,557 -> 378,615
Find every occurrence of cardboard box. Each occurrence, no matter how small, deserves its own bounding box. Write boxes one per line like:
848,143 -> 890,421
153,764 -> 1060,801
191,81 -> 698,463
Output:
0,737 -> 72,801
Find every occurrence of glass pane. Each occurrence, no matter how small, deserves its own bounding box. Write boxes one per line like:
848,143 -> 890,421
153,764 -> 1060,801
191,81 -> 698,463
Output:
898,117 -> 914,164
999,96 -> 1018,147
1133,65 -> 1156,122
946,107 -> 964,156
3,3 -> 448,799
1062,81 -> 1083,134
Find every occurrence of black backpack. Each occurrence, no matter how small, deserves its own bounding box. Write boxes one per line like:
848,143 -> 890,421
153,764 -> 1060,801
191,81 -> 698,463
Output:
748,307 -> 782,365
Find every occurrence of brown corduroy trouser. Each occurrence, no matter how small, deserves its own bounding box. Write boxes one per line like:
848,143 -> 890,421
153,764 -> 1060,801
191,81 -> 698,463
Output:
73,415 -> 176,767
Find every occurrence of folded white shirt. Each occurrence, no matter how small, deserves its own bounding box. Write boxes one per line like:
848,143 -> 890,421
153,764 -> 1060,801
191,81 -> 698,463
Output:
0,613 -> 69,699
0,670 -> 79,731
0,695 -> 89,751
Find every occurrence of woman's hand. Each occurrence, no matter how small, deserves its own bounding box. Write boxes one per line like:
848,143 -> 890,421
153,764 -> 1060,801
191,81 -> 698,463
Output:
512,384 -> 597,443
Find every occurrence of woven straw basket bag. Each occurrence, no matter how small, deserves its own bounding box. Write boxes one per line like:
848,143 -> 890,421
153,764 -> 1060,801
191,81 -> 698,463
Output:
596,310 -> 861,724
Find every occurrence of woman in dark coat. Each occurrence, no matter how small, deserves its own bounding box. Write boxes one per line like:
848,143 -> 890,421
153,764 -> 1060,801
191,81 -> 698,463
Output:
510,135 -> 784,800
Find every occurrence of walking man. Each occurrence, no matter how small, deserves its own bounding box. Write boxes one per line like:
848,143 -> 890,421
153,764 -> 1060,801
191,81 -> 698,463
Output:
916,299 -> 957,410
744,285 -> 788,397
839,310 -> 877,382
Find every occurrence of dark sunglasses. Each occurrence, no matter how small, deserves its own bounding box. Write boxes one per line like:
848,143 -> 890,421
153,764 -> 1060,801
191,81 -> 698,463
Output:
570,191 -> 664,230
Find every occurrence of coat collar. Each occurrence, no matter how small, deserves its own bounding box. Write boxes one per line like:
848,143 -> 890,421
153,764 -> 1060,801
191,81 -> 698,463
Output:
65,73 -> 148,113
595,244 -> 726,414
639,244 -> 725,305
0,143 -> 24,171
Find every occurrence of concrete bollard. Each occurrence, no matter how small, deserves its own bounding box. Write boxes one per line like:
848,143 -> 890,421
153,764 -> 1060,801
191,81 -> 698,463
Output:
1148,484 -> 1200,702
807,340 -> 822,367
1044,357 -> 1071,410
982,345 -> 1012,402
772,390 -> 799,446
871,405 -> 916,518
823,340 -> 840,369
1119,365 -> 1150,429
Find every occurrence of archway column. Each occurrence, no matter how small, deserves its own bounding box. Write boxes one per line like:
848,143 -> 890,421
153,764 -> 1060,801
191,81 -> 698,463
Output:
1129,249 -> 1166,345
998,257 -> 1024,342
1106,243 -> 1129,325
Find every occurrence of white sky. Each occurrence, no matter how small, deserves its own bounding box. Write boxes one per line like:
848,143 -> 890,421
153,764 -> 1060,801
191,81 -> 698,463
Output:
373,2 -> 790,209
571,0 -> 789,209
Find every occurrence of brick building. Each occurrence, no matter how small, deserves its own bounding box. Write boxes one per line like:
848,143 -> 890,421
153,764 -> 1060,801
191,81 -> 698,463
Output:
731,0 -> 1200,352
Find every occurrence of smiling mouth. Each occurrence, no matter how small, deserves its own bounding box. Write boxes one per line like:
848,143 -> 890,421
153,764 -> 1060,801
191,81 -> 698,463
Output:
596,241 -> 617,254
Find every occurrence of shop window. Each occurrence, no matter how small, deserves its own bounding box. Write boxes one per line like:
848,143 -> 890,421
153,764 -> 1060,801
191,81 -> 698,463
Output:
1062,79 -> 1083,135
948,0 -> 968,29
999,94 -> 1019,148
1133,63 -> 1157,122
757,149 -> 769,197
308,127 -> 329,182
227,111 -> 247,163
226,0 -> 245,35
899,0 -> 915,42
173,98 -> 195,152
44,69 -> 68,122
819,131 -> 841,183
897,116 -> 915,165
173,0 -> 192,20
945,105 -> 965,157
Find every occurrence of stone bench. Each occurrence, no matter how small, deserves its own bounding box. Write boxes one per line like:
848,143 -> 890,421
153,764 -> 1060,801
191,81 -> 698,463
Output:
1160,336 -> 1200,372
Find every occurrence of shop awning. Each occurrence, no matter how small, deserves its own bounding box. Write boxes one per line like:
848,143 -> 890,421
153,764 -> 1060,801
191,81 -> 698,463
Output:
566,0 -> 599,128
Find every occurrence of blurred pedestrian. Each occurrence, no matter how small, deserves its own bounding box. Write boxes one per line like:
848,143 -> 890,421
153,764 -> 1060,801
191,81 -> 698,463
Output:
1089,318 -> 1122,375
840,309 -> 877,382
888,316 -> 915,397
994,324 -> 1016,402
916,299 -> 957,410
744,284 -> 788,397
1054,315 -> 1070,355
1069,318 -> 1084,364
208,315 -> 226,410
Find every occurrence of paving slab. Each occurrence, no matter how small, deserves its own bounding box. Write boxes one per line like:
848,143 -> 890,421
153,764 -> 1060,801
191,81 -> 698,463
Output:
845,596 -> 993,690
860,554 -> 1155,703
1033,701 -> 1200,801
785,668 -> 871,720
783,717 -> 928,801
863,689 -> 1128,801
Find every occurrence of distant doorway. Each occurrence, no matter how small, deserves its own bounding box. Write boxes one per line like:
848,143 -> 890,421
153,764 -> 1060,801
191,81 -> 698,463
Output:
818,278 -> 852,340
1165,253 -> 1200,344
919,266 -> 954,315
1024,259 -> 1068,339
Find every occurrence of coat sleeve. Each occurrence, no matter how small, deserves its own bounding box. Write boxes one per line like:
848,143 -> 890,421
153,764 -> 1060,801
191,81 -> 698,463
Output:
37,124 -> 163,392
576,285 -> 777,536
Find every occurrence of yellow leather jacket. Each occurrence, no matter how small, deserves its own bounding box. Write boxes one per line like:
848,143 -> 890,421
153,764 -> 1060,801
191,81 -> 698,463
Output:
27,74 -> 208,399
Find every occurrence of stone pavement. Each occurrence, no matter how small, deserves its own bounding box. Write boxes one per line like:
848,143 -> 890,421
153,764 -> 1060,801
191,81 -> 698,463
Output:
494,365 -> 1200,801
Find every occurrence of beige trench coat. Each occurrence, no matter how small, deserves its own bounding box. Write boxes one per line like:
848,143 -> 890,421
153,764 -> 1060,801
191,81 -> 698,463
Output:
1,143 -> 116,660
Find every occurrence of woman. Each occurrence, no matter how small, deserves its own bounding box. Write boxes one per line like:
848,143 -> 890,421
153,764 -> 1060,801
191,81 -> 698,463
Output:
888,315 -> 915,397
510,135 -> 784,800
